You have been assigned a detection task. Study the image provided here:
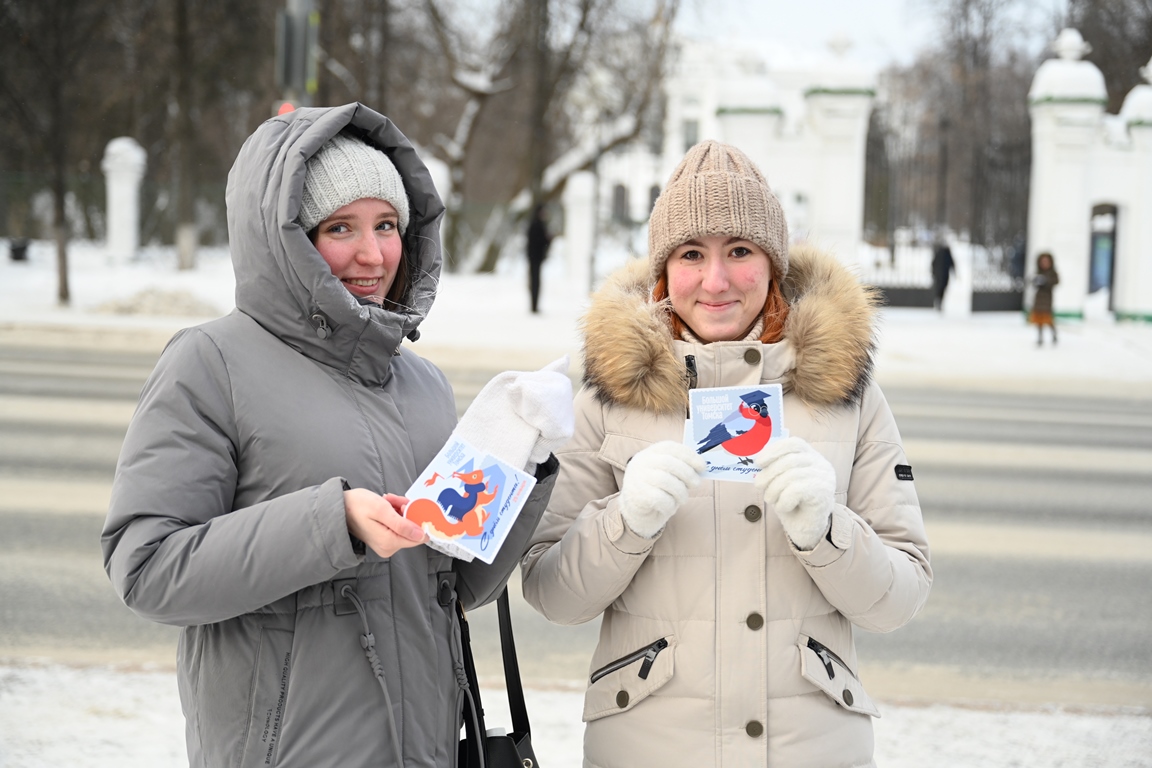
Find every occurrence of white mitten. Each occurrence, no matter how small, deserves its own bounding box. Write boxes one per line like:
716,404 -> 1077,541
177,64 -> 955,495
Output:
452,355 -> 575,470
753,436 -> 836,551
618,441 -> 706,538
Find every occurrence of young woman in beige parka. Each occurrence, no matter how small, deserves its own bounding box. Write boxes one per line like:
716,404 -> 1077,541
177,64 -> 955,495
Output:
521,140 -> 932,768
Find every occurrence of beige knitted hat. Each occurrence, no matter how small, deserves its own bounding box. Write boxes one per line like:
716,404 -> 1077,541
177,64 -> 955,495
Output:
647,140 -> 788,283
299,132 -> 410,234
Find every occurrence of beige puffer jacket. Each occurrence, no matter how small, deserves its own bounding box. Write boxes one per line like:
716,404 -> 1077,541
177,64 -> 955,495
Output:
521,245 -> 932,768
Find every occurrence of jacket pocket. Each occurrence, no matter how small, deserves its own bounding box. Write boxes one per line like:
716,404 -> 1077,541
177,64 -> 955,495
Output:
583,635 -> 676,722
598,433 -> 653,472
798,635 -> 881,718
239,627 -> 295,768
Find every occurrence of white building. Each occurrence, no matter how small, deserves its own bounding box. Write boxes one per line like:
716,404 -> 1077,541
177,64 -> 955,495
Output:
1028,29 -> 1152,322
596,37 -> 876,266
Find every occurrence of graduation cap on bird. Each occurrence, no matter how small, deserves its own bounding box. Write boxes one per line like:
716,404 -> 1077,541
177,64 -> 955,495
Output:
695,389 -> 775,457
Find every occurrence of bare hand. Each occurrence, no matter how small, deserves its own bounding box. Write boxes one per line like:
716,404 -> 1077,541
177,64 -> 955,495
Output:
344,489 -> 427,558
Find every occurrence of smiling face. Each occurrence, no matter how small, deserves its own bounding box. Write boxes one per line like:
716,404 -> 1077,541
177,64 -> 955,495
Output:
665,235 -> 771,343
312,198 -> 403,304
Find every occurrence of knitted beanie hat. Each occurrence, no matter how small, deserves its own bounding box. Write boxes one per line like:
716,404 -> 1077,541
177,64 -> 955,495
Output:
299,132 -> 410,234
647,140 -> 788,283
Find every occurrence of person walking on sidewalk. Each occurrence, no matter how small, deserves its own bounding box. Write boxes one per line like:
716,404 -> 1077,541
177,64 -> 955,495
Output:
526,203 -> 553,313
102,103 -> 566,768
521,140 -> 932,767
1030,251 -> 1060,346
931,236 -> 954,311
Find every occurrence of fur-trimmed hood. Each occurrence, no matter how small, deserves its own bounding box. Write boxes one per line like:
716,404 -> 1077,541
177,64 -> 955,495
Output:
581,243 -> 879,413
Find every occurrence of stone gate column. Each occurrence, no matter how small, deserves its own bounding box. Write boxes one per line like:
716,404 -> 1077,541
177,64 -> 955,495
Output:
101,137 -> 147,266
1027,29 -> 1106,317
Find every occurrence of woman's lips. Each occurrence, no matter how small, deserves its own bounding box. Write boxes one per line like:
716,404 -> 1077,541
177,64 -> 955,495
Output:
343,277 -> 381,295
699,300 -> 735,312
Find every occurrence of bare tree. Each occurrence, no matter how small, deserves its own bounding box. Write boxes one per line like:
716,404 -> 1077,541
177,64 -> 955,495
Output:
424,0 -> 680,272
0,0 -> 110,304
1067,0 -> 1152,114
867,0 -> 1036,248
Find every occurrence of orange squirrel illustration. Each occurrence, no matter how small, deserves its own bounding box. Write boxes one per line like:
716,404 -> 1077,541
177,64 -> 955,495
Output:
406,468 -> 499,538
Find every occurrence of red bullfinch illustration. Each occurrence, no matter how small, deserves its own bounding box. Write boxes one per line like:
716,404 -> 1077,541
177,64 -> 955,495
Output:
694,390 -> 774,463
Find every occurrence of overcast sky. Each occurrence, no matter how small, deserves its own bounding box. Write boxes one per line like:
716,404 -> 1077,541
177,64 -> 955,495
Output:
675,0 -> 1069,69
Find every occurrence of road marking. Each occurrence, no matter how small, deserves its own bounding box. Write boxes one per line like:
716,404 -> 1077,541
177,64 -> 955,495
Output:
892,402 -> 1152,429
0,395 -> 136,428
0,359 -> 155,380
861,662 -> 1152,709
904,438 -> 1152,476
926,519 -> 1152,563
0,477 -> 112,515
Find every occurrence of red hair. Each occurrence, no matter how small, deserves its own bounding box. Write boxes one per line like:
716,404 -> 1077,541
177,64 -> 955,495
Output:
652,274 -> 789,344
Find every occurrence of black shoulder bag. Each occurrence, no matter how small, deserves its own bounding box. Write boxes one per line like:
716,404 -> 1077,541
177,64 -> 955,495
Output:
458,587 -> 541,768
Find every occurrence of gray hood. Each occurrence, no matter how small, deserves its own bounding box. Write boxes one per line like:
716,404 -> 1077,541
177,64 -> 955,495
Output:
225,102 -> 445,386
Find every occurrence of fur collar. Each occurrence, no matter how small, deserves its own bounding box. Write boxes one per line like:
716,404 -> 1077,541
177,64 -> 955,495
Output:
580,243 -> 879,413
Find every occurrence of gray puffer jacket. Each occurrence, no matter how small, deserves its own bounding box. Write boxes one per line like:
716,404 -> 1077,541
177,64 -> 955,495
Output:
102,103 -> 557,768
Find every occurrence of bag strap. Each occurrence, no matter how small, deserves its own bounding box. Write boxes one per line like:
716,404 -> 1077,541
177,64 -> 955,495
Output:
457,600 -> 488,767
497,588 -> 531,738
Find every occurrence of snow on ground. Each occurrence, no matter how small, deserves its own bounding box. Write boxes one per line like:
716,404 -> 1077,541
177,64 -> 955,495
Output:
2,659 -> 1151,768
4,238 -> 1152,395
2,239 -> 1152,766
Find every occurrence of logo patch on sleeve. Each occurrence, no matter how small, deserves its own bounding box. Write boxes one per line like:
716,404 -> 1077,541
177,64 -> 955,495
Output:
894,464 -> 914,481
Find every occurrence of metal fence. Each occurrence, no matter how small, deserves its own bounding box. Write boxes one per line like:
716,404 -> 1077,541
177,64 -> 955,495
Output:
861,114 -> 1029,311
1,170 -> 227,248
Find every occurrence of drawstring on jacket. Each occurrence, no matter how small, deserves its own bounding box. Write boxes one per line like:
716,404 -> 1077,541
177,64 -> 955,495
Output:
342,582 -> 487,768
341,584 -> 406,768
450,600 -> 487,768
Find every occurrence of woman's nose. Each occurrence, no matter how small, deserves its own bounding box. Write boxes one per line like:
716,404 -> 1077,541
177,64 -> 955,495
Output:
700,257 -> 730,292
355,233 -> 385,264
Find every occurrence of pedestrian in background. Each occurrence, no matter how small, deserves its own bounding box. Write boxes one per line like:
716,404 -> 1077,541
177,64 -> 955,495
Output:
526,203 -> 553,313
1030,251 -> 1060,346
521,140 -> 932,767
931,237 -> 954,311
102,103 -> 566,768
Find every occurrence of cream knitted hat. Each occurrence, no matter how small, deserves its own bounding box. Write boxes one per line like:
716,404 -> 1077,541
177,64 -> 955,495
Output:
647,140 -> 788,283
299,132 -> 410,234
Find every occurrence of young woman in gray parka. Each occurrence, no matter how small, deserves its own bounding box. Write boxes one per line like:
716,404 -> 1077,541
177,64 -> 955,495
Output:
102,103 -> 562,768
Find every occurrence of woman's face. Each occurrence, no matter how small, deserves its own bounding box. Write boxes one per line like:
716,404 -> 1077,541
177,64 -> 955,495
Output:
313,198 -> 402,303
1038,254 -> 1052,271
666,235 -> 771,343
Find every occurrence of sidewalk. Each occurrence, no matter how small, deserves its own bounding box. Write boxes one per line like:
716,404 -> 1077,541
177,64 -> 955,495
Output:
3,240 -> 1152,398
1,659 -> 1150,768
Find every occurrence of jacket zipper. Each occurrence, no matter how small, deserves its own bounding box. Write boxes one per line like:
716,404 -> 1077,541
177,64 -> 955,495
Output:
684,355 -> 698,417
807,637 -> 855,681
589,638 -> 669,684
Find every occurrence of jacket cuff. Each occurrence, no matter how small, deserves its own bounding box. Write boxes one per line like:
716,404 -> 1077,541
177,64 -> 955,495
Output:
794,506 -> 852,567
602,500 -> 657,556
318,476 -> 362,568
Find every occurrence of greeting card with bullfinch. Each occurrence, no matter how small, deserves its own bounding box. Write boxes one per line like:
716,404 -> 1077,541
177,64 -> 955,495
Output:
685,384 -> 787,482
404,437 -> 536,563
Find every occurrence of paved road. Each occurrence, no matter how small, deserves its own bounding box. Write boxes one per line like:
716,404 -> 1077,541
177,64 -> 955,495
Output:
1,326 -> 1150,710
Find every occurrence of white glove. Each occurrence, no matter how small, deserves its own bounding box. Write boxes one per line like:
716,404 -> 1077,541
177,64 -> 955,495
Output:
453,356 -> 574,470
753,437 -> 836,551
618,441 -> 706,538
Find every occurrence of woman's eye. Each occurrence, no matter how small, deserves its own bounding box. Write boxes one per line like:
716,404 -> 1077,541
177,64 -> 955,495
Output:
325,222 -> 349,234
730,246 -> 751,257
679,249 -> 702,261
376,220 -> 396,232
